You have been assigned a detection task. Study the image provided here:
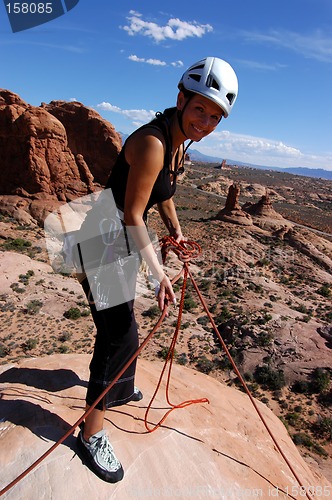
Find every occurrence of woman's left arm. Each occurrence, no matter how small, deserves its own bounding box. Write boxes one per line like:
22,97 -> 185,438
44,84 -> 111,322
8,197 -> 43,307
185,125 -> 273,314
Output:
157,198 -> 184,242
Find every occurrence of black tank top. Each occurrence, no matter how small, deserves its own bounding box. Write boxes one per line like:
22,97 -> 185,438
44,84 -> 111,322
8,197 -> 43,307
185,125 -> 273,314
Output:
105,109 -> 178,218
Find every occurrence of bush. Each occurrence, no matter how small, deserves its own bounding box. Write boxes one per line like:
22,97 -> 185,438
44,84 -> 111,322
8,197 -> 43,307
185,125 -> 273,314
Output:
317,284 -> 331,298
63,307 -> 81,320
254,365 -> 286,390
310,368 -> 330,394
25,299 -> 43,315
0,343 -> 10,358
142,305 -> 160,318
318,390 -> 332,407
292,432 -> 328,456
59,331 -> 72,342
257,332 -> 274,346
176,353 -> 188,366
22,338 -> 38,351
158,346 -> 174,360
2,238 -> 32,251
291,379 -> 311,394
285,411 -> 301,427
311,417 -> 332,441
183,292 -> 198,312
195,355 -> 214,374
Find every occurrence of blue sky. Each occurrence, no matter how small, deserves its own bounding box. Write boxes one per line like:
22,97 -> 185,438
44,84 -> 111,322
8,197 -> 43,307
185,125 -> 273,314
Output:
1,0 -> 332,171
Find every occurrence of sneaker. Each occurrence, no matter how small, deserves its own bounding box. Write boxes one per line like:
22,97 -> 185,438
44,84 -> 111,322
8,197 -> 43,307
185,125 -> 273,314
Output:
77,429 -> 124,483
131,386 -> 143,402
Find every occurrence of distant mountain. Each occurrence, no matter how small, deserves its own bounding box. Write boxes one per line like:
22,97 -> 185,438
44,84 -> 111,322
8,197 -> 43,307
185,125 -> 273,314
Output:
188,148 -> 332,181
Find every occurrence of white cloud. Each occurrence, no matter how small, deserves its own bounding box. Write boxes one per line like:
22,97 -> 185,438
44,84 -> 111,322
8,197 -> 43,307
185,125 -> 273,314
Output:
236,59 -> 287,71
97,102 -> 155,123
197,131 -> 332,169
241,29 -> 332,63
122,11 -> 213,42
128,54 -> 183,67
171,60 -> 184,68
128,55 -> 166,66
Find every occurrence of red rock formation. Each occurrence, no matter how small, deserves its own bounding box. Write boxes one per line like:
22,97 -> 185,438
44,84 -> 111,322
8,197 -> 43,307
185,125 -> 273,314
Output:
216,183 -> 253,226
243,190 -> 284,219
242,189 -> 293,230
0,90 -> 92,199
42,100 -> 122,186
0,90 -> 122,225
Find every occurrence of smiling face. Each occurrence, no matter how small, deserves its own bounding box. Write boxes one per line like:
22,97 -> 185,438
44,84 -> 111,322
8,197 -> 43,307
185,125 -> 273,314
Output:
177,91 -> 225,141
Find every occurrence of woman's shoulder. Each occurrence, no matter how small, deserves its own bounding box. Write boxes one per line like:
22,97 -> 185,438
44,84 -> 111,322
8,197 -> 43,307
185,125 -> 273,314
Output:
126,124 -> 166,153
128,108 -> 175,144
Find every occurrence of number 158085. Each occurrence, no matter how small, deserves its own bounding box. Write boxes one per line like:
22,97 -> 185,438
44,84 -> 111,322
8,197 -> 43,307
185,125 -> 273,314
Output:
6,3 -> 53,14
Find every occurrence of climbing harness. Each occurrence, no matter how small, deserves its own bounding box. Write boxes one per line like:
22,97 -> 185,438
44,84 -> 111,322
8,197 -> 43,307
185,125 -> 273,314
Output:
0,237 -> 315,499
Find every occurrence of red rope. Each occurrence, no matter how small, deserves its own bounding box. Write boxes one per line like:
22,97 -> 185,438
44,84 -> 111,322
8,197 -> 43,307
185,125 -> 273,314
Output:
144,248 -> 209,432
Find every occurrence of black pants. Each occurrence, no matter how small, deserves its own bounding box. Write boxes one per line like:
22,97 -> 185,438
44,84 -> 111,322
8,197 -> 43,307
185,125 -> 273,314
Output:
81,277 -> 139,410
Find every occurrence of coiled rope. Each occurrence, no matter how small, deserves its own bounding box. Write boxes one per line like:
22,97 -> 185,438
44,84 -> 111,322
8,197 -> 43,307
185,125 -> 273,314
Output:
0,236 -> 314,499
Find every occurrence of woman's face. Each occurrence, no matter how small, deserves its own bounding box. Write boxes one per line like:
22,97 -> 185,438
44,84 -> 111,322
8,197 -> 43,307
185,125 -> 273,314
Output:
177,92 -> 225,141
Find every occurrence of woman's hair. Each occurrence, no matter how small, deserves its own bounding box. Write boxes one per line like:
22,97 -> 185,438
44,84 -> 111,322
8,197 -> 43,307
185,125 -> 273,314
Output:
178,85 -> 195,100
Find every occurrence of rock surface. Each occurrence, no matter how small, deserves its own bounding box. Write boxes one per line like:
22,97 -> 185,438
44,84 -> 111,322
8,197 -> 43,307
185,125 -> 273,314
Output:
0,90 -> 122,225
243,191 -> 292,230
41,100 -> 122,186
0,354 -> 330,500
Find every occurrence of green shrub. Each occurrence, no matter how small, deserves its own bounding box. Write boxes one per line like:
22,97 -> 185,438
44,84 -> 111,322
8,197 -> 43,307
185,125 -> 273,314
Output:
25,300 -> 43,315
254,365 -> 286,390
310,368 -> 330,394
58,345 -> 70,353
22,338 -> 38,351
311,417 -> 332,441
317,284 -> 331,298
257,332 -> 274,346
59,331 -> 72,342
10,283 -> 25,294
176,353 -> 188,366
2,238 -> 32,251
195,355 -> 214,374
0,343 -> 10,358
63,307 -> 81,320
285,411 -> 301,427
158,346 -> 174,360
183,292 -> 198,312
318,390 -> 332,407
142,305 -> 160,318
291,380 -> 311,394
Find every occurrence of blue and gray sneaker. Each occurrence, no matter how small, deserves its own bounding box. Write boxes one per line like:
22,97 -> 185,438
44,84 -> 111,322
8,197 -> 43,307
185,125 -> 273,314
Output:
77,429 -> 124,483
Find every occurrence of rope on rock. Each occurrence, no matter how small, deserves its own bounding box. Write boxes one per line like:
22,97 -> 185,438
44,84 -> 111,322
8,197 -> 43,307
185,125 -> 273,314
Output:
0,236 -> 314,500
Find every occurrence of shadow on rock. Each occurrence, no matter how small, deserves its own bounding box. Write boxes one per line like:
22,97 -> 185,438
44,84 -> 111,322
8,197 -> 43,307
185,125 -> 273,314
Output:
0,398 -> 77,451
0,367 -> 88,391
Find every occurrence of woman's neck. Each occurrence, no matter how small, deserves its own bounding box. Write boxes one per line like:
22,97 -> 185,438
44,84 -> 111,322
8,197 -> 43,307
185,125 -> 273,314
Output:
167,109 -> 187,150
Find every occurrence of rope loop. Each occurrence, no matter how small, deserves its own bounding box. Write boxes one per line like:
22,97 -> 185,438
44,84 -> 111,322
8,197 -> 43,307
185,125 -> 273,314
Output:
160,236 -> 201,264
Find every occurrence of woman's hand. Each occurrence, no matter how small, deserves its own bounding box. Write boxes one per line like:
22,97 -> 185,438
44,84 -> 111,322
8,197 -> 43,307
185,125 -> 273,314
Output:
170,227 -> 185,243
157,273 -> 176,312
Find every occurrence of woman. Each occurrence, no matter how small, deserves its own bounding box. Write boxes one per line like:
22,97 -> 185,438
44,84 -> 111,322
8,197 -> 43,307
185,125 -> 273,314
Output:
77,56 -> 238,482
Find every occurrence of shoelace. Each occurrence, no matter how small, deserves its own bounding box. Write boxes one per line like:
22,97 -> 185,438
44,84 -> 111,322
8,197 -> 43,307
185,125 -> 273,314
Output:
94,434 -> 120,469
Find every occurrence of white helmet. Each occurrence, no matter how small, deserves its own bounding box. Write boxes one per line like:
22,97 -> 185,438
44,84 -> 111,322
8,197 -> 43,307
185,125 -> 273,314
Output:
178,57 -> 238,117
